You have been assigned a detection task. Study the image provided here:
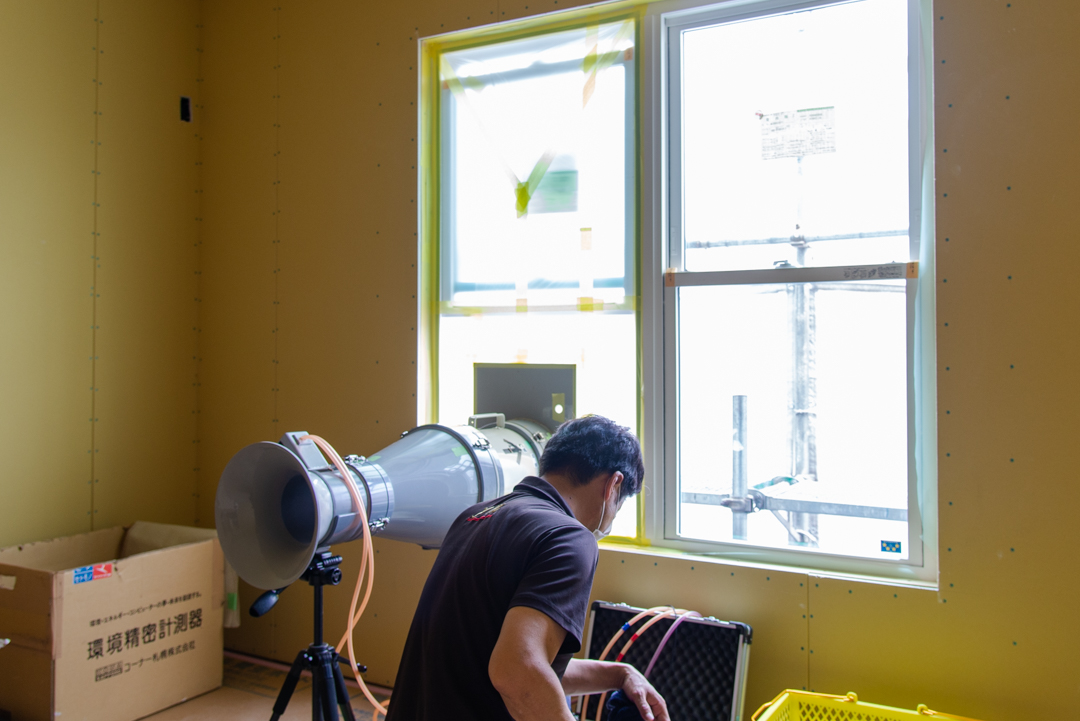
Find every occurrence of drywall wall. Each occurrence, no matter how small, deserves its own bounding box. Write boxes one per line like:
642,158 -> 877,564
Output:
198,0 -> 431,670
0,1 -> 96,547
0,0 -> 202,548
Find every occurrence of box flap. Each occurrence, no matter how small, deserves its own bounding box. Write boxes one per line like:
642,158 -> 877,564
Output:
0,643 -> 52,721
0,562 -> 55,652
0,528 -> 124,573
119,522 -> 218,559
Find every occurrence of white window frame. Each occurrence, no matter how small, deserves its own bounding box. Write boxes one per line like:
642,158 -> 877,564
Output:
638,0 -> 938,582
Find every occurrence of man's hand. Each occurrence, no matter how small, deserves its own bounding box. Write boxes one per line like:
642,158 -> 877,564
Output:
617,664 -> 669,721
562,659 -> 669,721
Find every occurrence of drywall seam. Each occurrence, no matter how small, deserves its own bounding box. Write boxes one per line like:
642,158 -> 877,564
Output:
90,0 -> 102,529
270,1 -> 282,657
272,4 -> 281,432
194,6 -> 205,525
804,575 -> 810,692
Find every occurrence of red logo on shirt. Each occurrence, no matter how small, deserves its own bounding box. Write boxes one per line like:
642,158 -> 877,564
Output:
467,503 -> 507,522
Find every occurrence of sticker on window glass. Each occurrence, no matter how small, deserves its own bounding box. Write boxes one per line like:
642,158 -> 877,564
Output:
759,106 -> 836,160
881,541 -> 902,553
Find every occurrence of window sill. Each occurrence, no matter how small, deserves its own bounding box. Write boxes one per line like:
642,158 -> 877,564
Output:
597,540 -> 939,592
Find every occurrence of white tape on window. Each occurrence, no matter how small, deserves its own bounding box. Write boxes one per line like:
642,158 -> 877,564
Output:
0,575 -> 15,591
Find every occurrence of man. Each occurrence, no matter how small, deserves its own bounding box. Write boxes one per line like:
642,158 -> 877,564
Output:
385,415 -> 669,721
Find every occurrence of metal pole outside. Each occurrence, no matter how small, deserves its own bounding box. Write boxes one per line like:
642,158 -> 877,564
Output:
732,395 -> 748,540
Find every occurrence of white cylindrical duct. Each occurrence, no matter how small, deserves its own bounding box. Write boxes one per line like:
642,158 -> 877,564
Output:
215,419 -> 551,590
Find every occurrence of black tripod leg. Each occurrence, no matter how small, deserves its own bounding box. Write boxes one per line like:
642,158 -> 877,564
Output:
317,651 -> 340,721
270,650 -> 308,721
311,661 -> 322,721
332,658 -> 358,721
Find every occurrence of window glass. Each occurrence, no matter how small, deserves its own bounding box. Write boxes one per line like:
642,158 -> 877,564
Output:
435,21 -> 639,538
680,0 -> 910,272
677,282 -> 909,559
669,0 -> 920,564
442,22 -> 634,308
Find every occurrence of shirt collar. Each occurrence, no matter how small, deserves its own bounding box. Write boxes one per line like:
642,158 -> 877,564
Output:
513,476 -> 576,519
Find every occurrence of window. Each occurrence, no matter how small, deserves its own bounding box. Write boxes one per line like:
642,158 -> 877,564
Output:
650,0 -> 935,577
422,0 -> 936,576
421,13 -> 643,537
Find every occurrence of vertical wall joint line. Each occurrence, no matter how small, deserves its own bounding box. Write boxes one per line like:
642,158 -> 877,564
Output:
271,4 -> 281,432
805,576 -> 811,690
89,0 -> 102,530
193,9 -> 205,525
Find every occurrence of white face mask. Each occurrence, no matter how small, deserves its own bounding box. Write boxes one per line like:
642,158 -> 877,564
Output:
593,488 -> 611,541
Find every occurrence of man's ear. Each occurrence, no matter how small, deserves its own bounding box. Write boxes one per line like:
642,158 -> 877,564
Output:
607,471 -> 624,499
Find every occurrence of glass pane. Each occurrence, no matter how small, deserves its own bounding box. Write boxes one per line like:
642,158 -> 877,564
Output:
677,282 -> 909,559
437,23 -> 639,538
443,21 -> 633,309
438,311 -> 639,538
438,312 -> 637,428
681,0 -> 910,272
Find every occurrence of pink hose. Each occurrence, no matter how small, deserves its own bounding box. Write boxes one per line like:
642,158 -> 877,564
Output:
585,606 -> 702,721
643,611 -> 701,678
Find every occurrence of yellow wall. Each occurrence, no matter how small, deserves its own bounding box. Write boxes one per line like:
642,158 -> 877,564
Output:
4,0 -> 1079,719
0,0 -> 201,548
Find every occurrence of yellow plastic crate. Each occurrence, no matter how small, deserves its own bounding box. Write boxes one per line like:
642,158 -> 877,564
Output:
752,690 -> 983,721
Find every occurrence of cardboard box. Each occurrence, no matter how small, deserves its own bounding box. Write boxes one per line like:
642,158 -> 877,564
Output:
0,522 -> 225,721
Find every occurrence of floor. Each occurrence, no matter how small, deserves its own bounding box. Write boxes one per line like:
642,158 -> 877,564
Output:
144,653 -> 391,721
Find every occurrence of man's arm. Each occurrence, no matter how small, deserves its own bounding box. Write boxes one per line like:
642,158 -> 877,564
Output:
562,658 -> 669,721
488,606 -> 575,721
489,607 -> 669,721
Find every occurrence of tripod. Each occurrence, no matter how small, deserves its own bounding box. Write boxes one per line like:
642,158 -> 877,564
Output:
262,552 -> 366,721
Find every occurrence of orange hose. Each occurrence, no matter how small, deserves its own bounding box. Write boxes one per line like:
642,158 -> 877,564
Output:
577,603 -> 672,717
614,610 -> 677,662
592,608 -> 679,719
593,606 -> 675,664
301,435 -> 389,719
579,606 -> 690,721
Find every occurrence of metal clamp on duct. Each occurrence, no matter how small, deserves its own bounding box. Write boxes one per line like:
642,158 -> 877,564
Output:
214,415 -> 550,590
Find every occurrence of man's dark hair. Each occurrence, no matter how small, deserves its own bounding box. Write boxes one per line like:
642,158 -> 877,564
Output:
539,415 -> 644,502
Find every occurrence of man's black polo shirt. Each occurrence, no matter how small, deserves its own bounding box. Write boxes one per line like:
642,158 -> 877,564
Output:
385,476 -> 599,721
